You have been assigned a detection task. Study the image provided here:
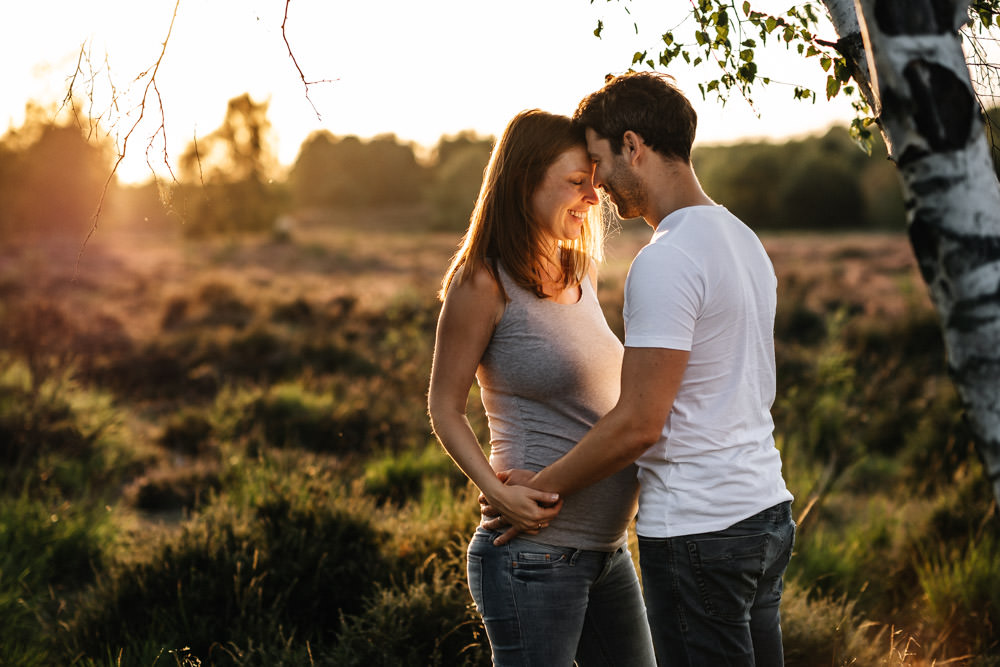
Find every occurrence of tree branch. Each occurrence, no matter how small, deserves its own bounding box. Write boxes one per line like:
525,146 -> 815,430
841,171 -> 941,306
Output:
74,0 -> 181,276
282,0 -> 337,121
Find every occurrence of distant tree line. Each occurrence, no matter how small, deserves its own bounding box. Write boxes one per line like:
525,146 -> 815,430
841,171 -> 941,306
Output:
1,95 -> 997,240
695,127 -> 906,230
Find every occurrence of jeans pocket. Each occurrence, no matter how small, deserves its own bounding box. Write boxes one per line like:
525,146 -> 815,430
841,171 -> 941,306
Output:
686,532 -> 769,621
513,549 -> 568,569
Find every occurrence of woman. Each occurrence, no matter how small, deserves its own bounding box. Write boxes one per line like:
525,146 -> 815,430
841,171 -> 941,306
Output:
427,109 -> 655,666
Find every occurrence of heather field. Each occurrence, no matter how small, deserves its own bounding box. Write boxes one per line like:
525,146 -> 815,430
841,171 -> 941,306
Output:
1,211 -> 997,665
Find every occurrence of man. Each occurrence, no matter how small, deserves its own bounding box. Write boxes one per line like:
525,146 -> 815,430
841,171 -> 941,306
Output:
492,72 -> 795,665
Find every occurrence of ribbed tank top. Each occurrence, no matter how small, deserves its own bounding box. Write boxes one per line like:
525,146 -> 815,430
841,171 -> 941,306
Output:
476,263 -> 638,551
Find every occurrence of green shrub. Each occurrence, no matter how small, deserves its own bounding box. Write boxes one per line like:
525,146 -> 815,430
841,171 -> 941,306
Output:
0,359 -> 145,498
780,581 -> 874,666
125,462 -> 222,513
221,381 -> 408,454
0,373 -> 94,482
789,494 -> 918,618
917,532 -> 1000,656
159,408 -> 215,457
0,495 -> 112,664
363,443 -> 464,505
330,554 -> 488,667
66,491 -> 387,662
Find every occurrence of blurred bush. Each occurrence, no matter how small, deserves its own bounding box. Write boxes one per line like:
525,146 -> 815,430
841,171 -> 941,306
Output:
290,132 -> 426,209
171,94 -> 289,237
425,132 -> 493,229
0,103 -> 113,243
695,127 -> 905,231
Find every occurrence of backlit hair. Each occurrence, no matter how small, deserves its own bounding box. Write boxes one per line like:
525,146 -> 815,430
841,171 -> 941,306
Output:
439,109 -> 606,301
574,71 -> 697,163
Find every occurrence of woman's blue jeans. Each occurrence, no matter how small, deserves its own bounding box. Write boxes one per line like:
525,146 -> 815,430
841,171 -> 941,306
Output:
467,528 -> 656,666
637,501 -> 796,667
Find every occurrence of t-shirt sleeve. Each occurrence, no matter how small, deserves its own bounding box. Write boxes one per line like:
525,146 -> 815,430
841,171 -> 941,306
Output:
623,244 -> 703,351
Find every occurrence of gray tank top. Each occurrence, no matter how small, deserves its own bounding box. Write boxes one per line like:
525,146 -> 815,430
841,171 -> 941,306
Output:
476,262 -> 638,551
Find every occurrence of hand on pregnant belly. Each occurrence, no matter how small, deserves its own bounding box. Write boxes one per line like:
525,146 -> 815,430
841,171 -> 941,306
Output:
481,469 -> 562,544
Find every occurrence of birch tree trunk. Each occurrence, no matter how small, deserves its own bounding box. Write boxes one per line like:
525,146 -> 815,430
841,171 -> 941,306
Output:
821,0 -> 1000,507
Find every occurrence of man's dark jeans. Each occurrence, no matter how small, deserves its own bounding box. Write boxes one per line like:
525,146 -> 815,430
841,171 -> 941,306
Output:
638,501 -> 795,666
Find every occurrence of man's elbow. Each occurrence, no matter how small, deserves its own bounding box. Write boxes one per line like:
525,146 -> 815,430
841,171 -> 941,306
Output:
623,422 -> 663,460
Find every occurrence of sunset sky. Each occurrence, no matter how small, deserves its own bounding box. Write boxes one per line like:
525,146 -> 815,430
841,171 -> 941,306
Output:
1,0 -> 859,182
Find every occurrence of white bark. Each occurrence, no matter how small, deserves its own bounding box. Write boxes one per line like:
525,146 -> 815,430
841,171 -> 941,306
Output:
821,0 -> 1000,506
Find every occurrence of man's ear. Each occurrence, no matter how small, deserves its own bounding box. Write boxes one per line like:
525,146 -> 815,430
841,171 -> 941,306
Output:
622,130 -> 643,165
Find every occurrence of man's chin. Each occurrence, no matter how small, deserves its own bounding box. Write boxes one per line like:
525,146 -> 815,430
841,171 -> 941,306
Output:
612,202 -> 638,220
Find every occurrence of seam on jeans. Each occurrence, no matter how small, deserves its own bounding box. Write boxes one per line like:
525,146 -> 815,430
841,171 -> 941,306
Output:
500,541 -> 528,664
669,539 -> 689,633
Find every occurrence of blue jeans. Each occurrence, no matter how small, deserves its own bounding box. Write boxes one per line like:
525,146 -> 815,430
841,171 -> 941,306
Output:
467,528 -> 656,667
637,501 -> 795,667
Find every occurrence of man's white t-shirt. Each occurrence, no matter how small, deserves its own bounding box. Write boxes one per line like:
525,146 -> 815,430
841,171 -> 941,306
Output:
624,205 -> 793,538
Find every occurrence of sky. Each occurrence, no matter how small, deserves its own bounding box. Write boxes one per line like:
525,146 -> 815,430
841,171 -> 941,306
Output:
1,0 -> 860,183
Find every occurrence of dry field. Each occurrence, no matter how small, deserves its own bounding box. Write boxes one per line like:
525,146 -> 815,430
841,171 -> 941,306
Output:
1,212 -> 931,345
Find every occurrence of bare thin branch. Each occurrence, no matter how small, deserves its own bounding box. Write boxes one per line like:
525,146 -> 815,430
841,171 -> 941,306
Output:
75,0 -> 181,276
282,0 -> 337,121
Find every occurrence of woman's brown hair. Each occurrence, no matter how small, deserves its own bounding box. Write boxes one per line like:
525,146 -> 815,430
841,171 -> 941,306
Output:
438,109 -> 606,301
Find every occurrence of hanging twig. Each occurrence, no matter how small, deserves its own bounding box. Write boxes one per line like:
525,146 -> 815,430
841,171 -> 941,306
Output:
281,0 -> 338,121
73,0 -> 181,277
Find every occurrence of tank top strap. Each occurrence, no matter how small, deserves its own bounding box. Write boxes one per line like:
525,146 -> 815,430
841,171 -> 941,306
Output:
494,261 -> 533,305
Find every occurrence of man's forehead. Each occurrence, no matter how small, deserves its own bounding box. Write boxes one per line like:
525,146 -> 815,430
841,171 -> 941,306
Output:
584,128 -> 609,149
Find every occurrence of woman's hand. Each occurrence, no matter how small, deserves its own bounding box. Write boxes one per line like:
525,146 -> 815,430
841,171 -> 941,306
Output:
486,482 -> 561,532
479,469 -> 561,545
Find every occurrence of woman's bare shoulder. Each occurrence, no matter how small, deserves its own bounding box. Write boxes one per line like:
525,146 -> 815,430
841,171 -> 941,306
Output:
449,262 -> 502,299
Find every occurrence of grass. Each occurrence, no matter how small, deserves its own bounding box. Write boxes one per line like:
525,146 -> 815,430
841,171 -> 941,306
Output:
0,214 -> 996,664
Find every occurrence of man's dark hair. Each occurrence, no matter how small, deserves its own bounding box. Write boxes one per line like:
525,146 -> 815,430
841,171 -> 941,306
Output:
574,71 -> 698,163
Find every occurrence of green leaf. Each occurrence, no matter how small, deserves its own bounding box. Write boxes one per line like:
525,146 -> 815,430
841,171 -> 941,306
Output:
835,59 -> 853,82
742,39 -> 756,48
738,62 -> 757,83
765,16 -> 778,32
632,51 -> 647,65
806,44 -> 820,57
820,55 -> 832,71
743,1 -> 751,15
740,49 -> 754,62
663,32 -> 674,45
849,118 -> 874,155
695,30 -> 708,45
594,19 -> 604,38
826,74 -> 841,99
